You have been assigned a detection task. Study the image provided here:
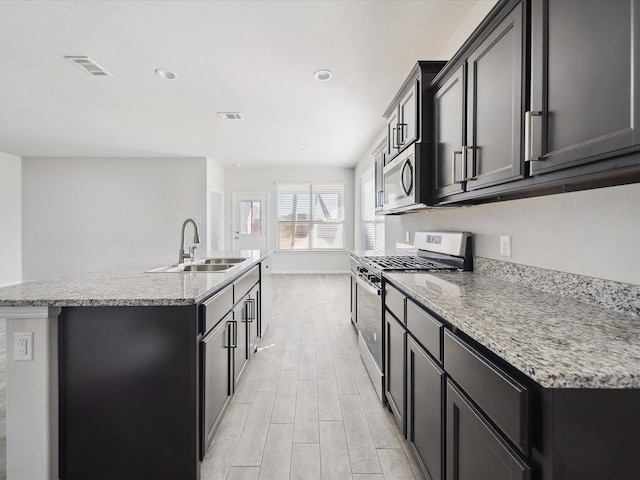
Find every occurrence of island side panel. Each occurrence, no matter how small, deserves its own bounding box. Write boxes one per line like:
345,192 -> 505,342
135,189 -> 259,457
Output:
59,305 -> 199,480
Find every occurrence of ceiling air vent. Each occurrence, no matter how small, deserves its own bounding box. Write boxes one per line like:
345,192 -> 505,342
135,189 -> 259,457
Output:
217,112 -> 244,120
64,56 -> 112,77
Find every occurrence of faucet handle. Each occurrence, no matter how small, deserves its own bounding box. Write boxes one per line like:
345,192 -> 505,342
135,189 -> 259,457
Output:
189,245 -> 198,261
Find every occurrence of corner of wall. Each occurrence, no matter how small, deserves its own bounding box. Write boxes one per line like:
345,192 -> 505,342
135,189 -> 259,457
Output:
0,152 -> 22,286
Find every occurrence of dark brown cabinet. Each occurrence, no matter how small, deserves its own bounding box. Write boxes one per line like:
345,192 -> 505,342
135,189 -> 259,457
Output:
384,311 -> 405,431
407,335 -> 444,480
233,295 -> 249,387
527,0 -> 640,175
434,1 -> 524,200
200,311 -> 233,459
446,380 -> 530,480
246,283 -> 260,356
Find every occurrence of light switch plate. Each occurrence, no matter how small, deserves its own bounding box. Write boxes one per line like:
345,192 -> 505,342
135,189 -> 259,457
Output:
500,236 -> 512,257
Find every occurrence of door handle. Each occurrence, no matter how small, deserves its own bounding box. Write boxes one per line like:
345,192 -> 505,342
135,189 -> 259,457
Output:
525,110 -> 542,161
451,150 -> 463,184
464,146 -> 476,181
227,321 -> 237,348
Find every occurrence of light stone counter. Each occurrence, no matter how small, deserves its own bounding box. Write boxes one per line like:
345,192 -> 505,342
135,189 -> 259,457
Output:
384,271 -> 640,389
0,250 -> 270,307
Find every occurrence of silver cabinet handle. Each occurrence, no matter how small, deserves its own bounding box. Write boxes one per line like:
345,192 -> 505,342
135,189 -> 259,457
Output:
451,150 -> 463,184
227,320 -> 237,349
464,146 -> 476,181
525,111 -> 542,161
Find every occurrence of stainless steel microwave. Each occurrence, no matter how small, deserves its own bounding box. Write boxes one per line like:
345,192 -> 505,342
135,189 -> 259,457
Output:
383,144 -> 425,213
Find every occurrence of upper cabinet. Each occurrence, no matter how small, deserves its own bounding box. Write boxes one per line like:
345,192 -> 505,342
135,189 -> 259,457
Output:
434,1 -> 524,201
428,0 -> 640,206
384,62 -> 447,164
527,0 -> 640,174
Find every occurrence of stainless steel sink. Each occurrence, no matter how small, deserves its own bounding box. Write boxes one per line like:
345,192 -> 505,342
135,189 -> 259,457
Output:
147,257 -> 249,273
182,264 -> 234,272
202,258 -> 245,264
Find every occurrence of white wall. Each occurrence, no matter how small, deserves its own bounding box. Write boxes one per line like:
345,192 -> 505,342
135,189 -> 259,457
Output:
207,158 -> 226,251
224,167 -> 354,273
0,152 -> 22,286
385,183 -> 640,285
22,157 -> 208,281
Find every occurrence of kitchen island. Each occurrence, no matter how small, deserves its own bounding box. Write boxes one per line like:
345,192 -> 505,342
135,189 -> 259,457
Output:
0,250 -> 270,480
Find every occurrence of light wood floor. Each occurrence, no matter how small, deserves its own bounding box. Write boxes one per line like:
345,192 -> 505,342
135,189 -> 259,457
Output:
201,274 -> 421,480
0,318 -> 5,480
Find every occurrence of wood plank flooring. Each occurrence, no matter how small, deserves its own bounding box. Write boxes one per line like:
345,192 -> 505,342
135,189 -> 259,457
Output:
201,274 -> 420,480
0,318 -> 5,480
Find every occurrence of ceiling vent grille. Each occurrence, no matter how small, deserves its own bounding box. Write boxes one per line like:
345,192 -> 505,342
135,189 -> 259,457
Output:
217,112 -> 244,120
64,56 -> 112,76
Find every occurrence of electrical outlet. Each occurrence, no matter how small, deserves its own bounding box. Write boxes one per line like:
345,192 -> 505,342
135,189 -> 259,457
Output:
14,332 -> 34,361
500,236 -> 512,257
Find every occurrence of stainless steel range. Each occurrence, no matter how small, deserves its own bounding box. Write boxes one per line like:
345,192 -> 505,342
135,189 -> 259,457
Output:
350,231 -> 473,401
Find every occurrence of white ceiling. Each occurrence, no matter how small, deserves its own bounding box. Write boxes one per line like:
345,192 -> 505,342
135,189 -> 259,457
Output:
0,0 -> 495,168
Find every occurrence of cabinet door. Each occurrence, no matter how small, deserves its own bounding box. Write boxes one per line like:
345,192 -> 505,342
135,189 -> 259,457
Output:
233,298 -> 249,387
201,314 -> 233,459
399,80 -> 419,148
529,0 -> 640,174
407,336 -> 444,480
466,1 -> 524,191
387,107 -> 400,159
384,311 -> 406,432
374,149 -> 385,211
446,381 -> 530,480
350,273 -> 357,324
247,284 -> 260,356
434,65 -> 466,198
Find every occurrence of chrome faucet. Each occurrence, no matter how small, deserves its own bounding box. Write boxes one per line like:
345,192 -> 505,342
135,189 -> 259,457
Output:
179,218 -> 200,264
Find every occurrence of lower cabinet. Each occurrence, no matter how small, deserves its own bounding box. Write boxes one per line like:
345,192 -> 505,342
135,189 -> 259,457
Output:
233,296 -> 249,387
446,380 -> 530,480
200,311 -> 233,459
247,283 -> 260,356
384,311 -> 406,431
406,335 -> 445,480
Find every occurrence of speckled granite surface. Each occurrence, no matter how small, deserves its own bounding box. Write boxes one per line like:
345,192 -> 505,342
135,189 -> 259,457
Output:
475,257 -> 640,318
384,271 -> 640,389
0,251 -> 269,307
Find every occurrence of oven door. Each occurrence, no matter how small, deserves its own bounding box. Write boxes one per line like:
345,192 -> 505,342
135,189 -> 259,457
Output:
383,145 -> 416,212
355,269 -> 383,399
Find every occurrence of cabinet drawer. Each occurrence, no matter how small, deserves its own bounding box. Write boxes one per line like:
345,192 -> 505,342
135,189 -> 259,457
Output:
202,284 -> 234,334
407,299 -> 443,363
444,331 -> 529,453
385,284 -> 405,322
234,265 -> 259,303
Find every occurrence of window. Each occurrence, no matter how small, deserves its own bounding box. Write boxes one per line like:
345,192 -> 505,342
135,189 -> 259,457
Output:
361,168 -> 385,253
277,183 -> 345,250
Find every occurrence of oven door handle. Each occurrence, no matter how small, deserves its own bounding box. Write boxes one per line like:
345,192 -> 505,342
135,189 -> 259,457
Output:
356,273 -> 381,296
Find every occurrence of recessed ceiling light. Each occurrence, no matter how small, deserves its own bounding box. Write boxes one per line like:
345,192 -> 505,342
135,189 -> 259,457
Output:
298,144 -> 310,149
232,164 -> 242,168
155,68 -> 177,80
313,69 -> 333,81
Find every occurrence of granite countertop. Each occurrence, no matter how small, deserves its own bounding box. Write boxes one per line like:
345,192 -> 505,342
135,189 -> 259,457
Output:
0,250 -> 270,307
384,271 -> 640,389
